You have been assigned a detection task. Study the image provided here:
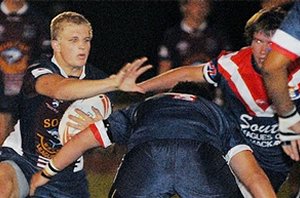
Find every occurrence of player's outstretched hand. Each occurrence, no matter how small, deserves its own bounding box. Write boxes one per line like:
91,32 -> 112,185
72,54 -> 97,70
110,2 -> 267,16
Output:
29,171 -> 49,196
111,57 -> 152,93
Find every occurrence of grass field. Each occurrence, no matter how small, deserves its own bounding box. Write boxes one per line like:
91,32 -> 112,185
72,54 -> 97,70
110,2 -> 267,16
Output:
84,145 -> 298,198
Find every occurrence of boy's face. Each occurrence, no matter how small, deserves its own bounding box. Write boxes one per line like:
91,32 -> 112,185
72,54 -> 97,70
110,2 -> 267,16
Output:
53,23 -> 91,68
251,31 -> 273,68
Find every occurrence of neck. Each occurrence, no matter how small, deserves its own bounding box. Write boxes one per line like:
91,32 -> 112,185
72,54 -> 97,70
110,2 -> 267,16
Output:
68,66 -> 83,77
54,54 -> 83,77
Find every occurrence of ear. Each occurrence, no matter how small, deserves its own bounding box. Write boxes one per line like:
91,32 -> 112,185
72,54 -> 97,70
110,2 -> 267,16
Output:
51,40 -> 60,52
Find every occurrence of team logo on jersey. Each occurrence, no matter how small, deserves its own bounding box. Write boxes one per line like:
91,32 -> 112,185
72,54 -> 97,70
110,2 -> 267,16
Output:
46,99 -> 63,113
46,128 -> 59,139
52,99 -> 61,108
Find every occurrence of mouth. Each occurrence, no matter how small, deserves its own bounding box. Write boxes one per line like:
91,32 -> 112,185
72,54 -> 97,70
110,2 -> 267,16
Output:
78,54 -> 86,60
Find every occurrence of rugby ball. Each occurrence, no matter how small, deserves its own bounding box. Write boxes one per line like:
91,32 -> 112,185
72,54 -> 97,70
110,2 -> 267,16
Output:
58,94 -> 112,145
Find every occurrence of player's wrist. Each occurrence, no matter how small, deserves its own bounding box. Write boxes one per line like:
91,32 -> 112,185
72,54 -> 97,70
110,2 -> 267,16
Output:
41,159 -> 61,179
108,74 -> 121,90
279,105 -> 297,118
278,105 -> 300,134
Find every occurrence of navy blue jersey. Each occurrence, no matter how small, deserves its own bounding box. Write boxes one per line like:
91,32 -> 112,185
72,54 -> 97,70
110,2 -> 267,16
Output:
0,3 -> 51,112
108,92 -> 249,159
203,47 -> 294,173
6,58 -> 111,169
158,22 -> 231,68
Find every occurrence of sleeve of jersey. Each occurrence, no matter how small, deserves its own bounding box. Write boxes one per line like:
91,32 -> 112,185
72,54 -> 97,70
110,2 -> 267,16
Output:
202,60 -> 219,87
215,107 -> 253,164
89,121 -> 112,148
105,104 -> 139,145
30,64 -> 53,79
223,144 -> 252,164
271,2 -> 300,61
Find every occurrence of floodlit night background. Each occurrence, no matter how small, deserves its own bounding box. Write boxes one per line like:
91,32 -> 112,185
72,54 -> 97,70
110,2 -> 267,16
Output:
31,1 -> 262,80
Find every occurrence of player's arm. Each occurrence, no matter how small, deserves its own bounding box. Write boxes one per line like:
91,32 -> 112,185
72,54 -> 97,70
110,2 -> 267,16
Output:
36,57 -> 152,100
29,122 -> 106,196
262,50 -> 294,116
138,65 -> 205,93
263,50 -> 300,160
229,150 -> 276,198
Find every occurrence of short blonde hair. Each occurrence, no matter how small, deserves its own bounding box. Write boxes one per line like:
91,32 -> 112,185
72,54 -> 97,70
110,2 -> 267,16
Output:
50,11 -> 93,40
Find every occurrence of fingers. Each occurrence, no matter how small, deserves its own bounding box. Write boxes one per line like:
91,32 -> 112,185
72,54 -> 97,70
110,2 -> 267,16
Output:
29,184 -> 36,196
91,106 -> 103,120
120,57 -> 149,74
67,108 -> 102,130
282,140 -> 300,161
134,64 -> 152,76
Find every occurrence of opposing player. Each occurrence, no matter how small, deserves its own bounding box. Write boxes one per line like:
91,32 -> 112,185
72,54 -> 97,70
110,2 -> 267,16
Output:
30,82 -> 276,198
0,11 -> 151,198
138,7 -> 294,192
262,2 -> 300,160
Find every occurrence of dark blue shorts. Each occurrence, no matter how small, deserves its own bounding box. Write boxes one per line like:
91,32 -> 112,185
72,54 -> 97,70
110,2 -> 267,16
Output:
109,139 -> 243,198
0,147 -> 90,198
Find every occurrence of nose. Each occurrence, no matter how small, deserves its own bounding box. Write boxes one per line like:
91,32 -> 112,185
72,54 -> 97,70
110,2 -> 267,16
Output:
261,42 -> 271,55
78,41 -> 88,50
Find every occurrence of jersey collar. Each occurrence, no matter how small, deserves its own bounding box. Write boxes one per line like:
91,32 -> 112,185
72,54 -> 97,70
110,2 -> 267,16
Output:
51,56 -> 86,79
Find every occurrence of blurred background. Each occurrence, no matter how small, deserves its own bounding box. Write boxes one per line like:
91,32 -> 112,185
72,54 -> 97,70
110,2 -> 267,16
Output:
29,0 -> 262,79
26,1 -> 297,197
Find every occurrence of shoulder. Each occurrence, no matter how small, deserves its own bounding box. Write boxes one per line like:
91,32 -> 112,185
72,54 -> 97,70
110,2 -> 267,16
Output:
26,59 -> 60,78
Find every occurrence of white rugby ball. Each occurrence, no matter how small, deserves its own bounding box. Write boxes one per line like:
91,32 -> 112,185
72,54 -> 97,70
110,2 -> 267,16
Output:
58,94 -> 112,145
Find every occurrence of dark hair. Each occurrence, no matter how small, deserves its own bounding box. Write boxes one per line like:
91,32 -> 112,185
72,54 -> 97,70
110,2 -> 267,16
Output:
244,7 -> 286,44
170,81 -> 214,101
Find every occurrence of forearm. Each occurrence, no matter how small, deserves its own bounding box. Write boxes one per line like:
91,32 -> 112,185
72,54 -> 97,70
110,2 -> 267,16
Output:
52,128 -> 99,170
262,51 -> 294,115
37,76 -> 119,101
230,151 -> 276,198
139,66 -> 204,92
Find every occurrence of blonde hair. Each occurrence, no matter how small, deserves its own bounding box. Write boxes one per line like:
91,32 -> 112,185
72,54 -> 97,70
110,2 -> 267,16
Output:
50,11 -> 93,40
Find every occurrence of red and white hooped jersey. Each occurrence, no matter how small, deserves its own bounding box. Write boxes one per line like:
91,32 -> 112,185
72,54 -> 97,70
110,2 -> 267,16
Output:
202,47 -> 297,172
203,47 -> 300,148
